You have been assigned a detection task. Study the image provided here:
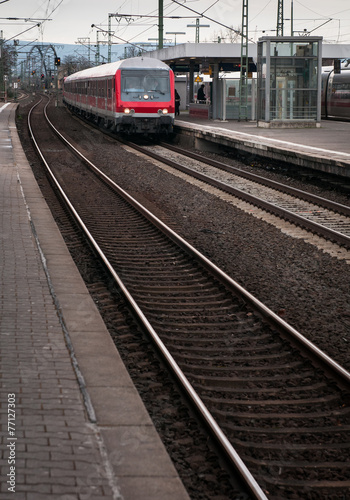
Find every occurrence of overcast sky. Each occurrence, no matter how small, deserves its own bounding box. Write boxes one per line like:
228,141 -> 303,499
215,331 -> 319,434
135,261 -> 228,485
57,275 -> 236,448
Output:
1,0 -> 350,48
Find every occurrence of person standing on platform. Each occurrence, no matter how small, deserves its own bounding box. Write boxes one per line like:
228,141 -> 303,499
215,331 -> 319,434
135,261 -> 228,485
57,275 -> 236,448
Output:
197,84 -> 206,103
175,89 -> 181,116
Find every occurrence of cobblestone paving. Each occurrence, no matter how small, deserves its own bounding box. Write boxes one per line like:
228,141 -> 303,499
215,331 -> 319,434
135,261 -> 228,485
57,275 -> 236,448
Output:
0,104 -> 116,499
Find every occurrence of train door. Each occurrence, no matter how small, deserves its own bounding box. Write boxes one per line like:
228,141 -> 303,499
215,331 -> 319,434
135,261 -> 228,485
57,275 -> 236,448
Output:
326,71 -> 335,118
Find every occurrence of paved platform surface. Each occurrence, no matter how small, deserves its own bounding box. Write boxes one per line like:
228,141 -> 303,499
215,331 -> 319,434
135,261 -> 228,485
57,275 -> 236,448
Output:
0,102 -> 190,499
175,112 -> 350,177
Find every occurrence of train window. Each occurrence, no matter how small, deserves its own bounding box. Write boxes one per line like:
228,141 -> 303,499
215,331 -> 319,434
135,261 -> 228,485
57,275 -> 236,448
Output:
121,69 -> 170,99
122,75 -> 143,93
98,80 -> 105,98
334,82 -> 350,91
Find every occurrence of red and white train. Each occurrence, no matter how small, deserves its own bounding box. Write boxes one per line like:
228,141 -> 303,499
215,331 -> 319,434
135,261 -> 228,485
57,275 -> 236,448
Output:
63,56 -> 175,134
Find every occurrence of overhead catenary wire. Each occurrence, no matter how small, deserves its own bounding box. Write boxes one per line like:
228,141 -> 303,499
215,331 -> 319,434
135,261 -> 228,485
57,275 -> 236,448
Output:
170,0 -> 256,42
91,23 -> 148,52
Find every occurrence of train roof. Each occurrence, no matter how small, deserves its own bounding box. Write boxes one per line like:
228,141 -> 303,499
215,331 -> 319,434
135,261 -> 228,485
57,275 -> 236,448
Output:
65,57 -> 171,82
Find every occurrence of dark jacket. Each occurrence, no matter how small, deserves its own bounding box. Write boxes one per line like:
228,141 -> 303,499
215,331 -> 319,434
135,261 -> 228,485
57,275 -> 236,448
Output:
197,85 -> 206,101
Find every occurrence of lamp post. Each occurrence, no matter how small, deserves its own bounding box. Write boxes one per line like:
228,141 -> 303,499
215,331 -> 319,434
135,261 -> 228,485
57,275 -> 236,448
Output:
148,38 -> 171,48
166,32 -> 186,45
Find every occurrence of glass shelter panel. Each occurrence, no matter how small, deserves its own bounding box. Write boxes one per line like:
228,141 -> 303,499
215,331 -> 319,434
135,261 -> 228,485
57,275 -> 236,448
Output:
270,41 -> 318,57
225,79 -> 255,119
270,57 -> 318,120
257,41 -> 266,121
257,37 -> 322,126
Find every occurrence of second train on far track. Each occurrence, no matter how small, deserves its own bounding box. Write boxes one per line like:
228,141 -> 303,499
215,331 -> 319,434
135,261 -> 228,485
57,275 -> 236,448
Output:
63,56 -> 175,135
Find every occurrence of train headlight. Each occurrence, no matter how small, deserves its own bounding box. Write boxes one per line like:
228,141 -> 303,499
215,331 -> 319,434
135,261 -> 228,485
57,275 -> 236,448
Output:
143,94 -> 149,100
163,108 -> 168,114
158,109 -> 168,115
124,108 -> 135,114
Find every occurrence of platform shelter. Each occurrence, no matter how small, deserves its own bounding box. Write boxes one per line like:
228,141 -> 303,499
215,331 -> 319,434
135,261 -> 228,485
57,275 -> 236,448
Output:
256,36 -> 323,128
147,41 -> 348,123
146,43 -> 256,120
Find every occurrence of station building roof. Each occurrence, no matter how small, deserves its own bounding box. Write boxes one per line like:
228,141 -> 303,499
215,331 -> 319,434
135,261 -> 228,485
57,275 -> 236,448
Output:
146,42 -> 350,72
146,43 -> 256,72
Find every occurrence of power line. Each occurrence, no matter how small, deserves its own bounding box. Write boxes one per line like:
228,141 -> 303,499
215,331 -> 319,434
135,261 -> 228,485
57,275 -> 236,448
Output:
171,0 -> 256,42
91,24 -> 146,53
3,23 -> 41,43
170,0 -> 242,38
0,17 -> 52,21
112,12 -> 195,19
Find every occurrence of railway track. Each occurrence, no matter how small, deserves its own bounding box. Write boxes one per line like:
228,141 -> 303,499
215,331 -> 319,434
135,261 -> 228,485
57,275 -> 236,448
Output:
27,97 -> 350,500
127,142 -> 350,250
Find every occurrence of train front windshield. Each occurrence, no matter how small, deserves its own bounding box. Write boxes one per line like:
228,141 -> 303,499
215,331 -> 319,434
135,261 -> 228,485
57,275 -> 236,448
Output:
121,69 -> 171,101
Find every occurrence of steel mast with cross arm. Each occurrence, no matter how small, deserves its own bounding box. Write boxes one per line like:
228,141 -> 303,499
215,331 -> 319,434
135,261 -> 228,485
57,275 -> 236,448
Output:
277,0 -> 284,36
238,0 -> 249,120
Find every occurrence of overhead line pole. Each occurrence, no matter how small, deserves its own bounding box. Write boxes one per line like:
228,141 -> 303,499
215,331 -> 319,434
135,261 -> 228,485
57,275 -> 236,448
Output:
239,0 -> 249,121
158,0 -> 164,49
187,19 -> 210,43
108,14 -> 112,63
277,0 -> 284,36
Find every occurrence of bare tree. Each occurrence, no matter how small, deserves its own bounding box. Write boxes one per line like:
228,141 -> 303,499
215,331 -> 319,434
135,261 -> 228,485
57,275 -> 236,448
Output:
63,55 -> 92,76
120,45 -> 143,60
0,43 -> 17,93
212,26 -> 241,43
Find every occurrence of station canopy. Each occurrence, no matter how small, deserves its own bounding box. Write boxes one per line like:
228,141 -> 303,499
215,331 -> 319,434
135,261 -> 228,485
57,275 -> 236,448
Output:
145,43 -> 257,74
145,42 -> 350,73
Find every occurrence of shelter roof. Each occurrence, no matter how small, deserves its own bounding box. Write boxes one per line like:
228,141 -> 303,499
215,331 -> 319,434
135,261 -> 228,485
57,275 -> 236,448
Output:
146,41 -> 350,70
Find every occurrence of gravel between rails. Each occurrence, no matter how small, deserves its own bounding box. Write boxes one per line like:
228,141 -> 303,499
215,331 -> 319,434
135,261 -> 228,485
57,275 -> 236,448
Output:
19,98 -> 350,372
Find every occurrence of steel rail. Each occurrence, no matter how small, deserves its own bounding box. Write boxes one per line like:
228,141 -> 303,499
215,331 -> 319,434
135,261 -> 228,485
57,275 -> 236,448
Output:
127,141 -> 350,249
161,142 -> 350,217
28,97 -> 270,500
44,100 -> 350,388
31,98 -> 350,498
